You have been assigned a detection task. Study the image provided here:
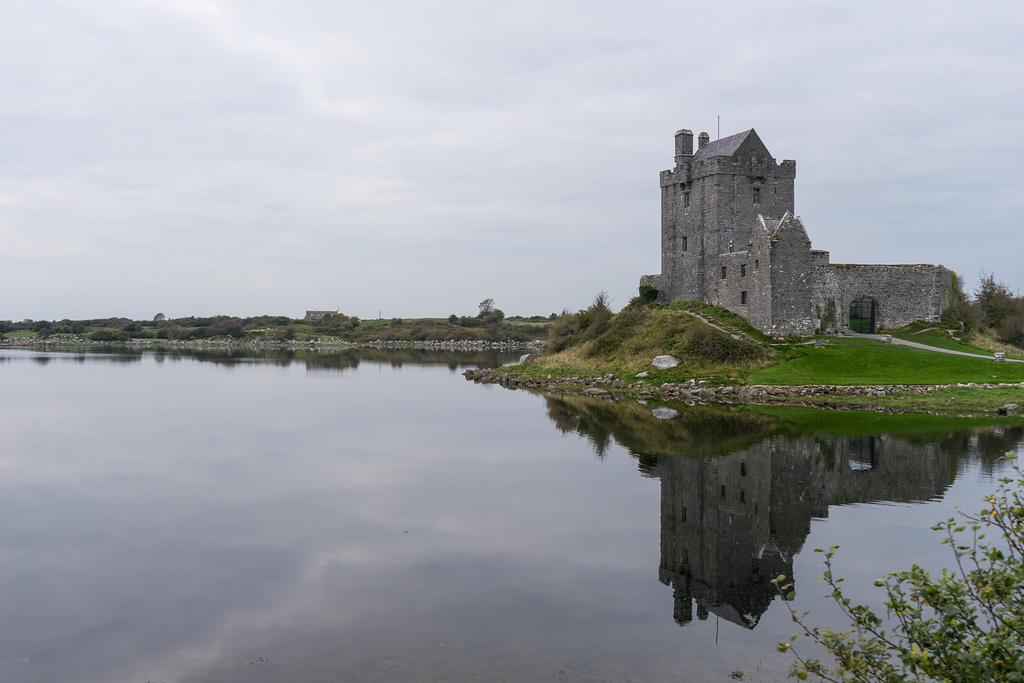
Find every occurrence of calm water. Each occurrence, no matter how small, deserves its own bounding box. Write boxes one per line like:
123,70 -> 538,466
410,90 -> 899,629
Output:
0,348 -> 1021,682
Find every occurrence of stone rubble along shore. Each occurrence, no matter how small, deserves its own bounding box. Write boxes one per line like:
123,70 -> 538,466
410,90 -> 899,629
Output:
1,336 -> 543,352
462,368 -> 1024,414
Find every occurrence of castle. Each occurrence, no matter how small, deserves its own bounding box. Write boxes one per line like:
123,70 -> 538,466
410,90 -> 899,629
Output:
640,127 -> 953,335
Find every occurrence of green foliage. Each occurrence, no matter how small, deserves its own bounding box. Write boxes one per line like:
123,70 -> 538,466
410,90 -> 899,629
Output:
208,318 -> 245,338
32,320 -> 52,339
482,308 -> 505,324
268,326 -> 295,341
89,328 -> 129,342
773,455 -> 1024,681
546,309 -> 584,353
153,312 -> 166,321
976,273 -> 1018,329
637,283 -> 659,304
681,325 -> 768,364
941,301 -> 981,333
2,311 -> 548,344
314,313 -> 360,335
820,297 -> 837,332
998,314 -> 1024,348
546,292 -> 615,354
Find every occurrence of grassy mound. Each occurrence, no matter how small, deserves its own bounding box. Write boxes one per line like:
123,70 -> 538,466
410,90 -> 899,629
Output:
530,300 -> 773,380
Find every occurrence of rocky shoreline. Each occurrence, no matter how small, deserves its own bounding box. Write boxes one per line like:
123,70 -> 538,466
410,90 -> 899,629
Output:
1,337 -> 543,352
463,367 -> 1024,415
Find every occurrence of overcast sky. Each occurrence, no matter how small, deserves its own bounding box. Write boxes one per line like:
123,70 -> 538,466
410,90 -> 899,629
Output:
2,0 -> 1022,321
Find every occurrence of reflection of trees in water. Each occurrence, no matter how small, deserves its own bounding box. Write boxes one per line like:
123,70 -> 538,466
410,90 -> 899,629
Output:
8,347 -> 521,372
15,352 -> 144,365
20,348 -> 519,372
544,395 -> 776,465
542,395 -> 1024,631
158,348 -> 517,372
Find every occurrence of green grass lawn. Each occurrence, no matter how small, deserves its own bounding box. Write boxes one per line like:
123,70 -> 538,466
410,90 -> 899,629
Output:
5,330 -> 38,338
889,328 -> 1024,360
748,339 -> 1024,385
890,328 -> 995,354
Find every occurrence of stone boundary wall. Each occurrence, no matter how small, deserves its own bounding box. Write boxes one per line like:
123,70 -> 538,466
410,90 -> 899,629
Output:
464,368 -> 1023,413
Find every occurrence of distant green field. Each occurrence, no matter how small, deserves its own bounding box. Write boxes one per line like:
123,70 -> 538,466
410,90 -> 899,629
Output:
748,339 -> 1024,385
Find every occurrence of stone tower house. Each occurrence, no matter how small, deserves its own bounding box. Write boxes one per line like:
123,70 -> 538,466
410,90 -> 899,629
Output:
642,127 -> 953,336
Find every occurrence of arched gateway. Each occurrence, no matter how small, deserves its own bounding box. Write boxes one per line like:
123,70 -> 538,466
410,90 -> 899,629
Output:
849,297 -> 878,334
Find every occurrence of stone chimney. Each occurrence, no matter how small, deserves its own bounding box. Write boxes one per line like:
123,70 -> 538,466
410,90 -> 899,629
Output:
674,129 -> 693,162
698,131 -> 710,149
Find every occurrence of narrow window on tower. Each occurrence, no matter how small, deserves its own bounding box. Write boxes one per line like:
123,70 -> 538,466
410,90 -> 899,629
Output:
682,236 -> 688,252
752,187 -> 760,204
720,266 -> 727,280
741,264 -> 747,277
741,291 -> 748,305
683,192 -> 690,208
755,259 -> 760,270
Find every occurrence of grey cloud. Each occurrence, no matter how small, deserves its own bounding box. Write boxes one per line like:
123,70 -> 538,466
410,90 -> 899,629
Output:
1,0 -> 1022,319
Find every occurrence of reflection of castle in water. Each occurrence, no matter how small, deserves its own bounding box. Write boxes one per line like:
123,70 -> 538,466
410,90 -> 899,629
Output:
543,395 -> 1022,630
656,435 -> 952,628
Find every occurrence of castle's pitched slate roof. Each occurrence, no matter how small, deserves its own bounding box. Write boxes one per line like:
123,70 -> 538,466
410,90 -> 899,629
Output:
692,129 -> 753,162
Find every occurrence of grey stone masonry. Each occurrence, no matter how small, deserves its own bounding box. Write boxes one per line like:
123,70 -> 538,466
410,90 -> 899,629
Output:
642,126 -> 952,336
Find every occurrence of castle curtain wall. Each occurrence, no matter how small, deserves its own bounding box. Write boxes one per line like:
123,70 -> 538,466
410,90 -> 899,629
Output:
814,265 -> 953,331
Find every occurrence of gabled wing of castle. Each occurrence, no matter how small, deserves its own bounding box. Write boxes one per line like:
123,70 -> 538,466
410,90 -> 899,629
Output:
641,126 -> 953,336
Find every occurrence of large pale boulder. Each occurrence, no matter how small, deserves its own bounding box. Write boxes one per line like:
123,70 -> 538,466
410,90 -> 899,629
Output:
651,406 -> 680,420
651,355 -> 680,370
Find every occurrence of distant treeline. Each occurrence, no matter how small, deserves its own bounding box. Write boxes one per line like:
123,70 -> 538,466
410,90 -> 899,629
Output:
0,302 -> 553,343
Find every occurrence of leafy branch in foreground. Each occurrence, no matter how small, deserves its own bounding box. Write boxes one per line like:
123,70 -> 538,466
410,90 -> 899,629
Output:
772,453 -> 1024,682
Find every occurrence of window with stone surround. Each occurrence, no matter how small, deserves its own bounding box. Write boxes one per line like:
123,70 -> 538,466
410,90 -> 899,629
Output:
683,192 -> 690,208
682,236 -> 688,252
741,291 -> 748,305
741,264 -> 747,277
752,187 -> 760,204
721,266 -> 727,280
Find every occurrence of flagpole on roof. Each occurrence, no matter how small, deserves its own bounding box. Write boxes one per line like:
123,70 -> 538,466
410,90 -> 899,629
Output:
717,115 -> 720,140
